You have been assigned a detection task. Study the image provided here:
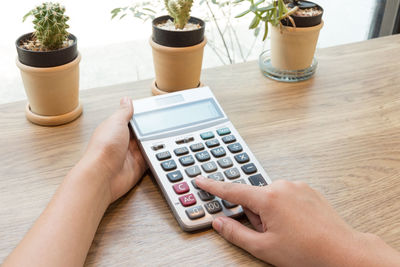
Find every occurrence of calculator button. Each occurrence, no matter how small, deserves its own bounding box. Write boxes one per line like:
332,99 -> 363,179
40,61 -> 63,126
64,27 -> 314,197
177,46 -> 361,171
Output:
173,182 -> 190,194
175,139 -> 185,145
200,131 -> 215,140
161,160 -> 177,171
249,174 -> 268,187
179,155 -> 195,166
184,137 -> 195,143
222,200 -> 238,209
217,127 -> 231,136
174,147 -> 189,156
156,151 -> 171,161
233,179 -> 247,184
186,206 -> 205,220
205,139 -> 220,148
222,135 -> 236,144
201,162 -> 217,173
211,147 -> 226,158
208,172 -> 224,181
167,170 -> 183,182
198,190 -> 215,201
241,163 -> 257,174
217,157 -> 233,168
204,200 -> 223,214
234,152 -> 250,164
185,166 -> 201,177
224,167 -> 240,179
179,193 -> 197,207
195,151 -> 211,162
190,143 -> 205,152
227,143 -> 243,153
191,179 -> 199,189
151,144 -> 165,151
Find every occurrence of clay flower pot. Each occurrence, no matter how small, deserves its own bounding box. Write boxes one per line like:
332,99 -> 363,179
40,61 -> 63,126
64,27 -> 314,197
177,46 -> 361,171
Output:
16,33 -> 82,126
270,21 -> 323,70
150,15 -> 206,95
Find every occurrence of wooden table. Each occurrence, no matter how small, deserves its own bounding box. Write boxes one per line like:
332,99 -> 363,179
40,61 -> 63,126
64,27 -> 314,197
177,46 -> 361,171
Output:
1,35 -> 400,266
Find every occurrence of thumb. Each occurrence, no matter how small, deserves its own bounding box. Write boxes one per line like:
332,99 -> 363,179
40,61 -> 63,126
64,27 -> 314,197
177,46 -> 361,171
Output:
116,97 -> 133,123
213,216 -> 263,256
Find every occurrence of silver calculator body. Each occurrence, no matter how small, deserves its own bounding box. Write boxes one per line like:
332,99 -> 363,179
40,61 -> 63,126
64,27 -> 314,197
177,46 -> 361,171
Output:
130,87 -> 271,231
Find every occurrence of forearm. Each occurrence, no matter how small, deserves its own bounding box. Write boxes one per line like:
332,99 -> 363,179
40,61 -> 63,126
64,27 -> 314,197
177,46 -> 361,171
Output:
4,155 -> 111,267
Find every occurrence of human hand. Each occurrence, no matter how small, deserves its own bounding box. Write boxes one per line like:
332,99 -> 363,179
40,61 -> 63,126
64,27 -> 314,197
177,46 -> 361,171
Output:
84,97 -> 147,203
195,177 -> 388,267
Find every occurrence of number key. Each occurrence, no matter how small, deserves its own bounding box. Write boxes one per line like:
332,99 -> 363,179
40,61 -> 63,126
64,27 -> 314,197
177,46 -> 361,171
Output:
186,205 -> 205,220
185,165 -> 201,177
204,200 -> 223,214
224,167 -> 240,179
201,161 -> 217,173
198,190 -> 215,201
161,159 -> 177,171
217,157 -> 233,168
208,172 -> 224,181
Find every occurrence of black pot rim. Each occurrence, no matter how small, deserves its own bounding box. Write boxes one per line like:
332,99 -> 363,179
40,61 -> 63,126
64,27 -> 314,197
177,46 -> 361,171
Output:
16,32 -> 78,67
282,1 -> 324,28
152,15 -> 205,47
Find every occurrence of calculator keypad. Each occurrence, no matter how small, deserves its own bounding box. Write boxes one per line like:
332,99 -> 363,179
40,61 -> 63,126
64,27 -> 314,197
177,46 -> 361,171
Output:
153,126 -> 269,227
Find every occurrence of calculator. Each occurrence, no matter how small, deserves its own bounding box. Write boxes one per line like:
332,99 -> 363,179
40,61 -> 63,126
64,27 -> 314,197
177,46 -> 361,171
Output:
130,87 -> 271,231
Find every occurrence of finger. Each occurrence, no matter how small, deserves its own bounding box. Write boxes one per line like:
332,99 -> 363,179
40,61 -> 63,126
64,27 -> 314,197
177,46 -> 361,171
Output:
115,97 -> 133,123
196,176 -> 264,213
244,208 -> 264,232
213,216 -> 262,255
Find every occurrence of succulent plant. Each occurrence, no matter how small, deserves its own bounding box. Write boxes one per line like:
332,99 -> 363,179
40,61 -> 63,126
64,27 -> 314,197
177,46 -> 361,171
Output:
23,2 -> 70,50
164,0 -> 193,29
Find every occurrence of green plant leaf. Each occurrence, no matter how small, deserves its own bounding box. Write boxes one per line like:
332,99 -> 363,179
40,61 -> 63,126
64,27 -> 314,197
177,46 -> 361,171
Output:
249,15 -> 260,29
235,9 -> 251,18
262,20 -> 268,40
22,11 -> 32,22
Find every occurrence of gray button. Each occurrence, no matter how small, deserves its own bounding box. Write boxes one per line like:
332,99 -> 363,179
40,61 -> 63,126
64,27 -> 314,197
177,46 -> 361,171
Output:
201,161 -> 217,173
174,147 -> 189,156
249,174 -> 268,187
161,160 -> 177,171
241,163 -> 257,174
217,127 -> 231,136
208,172 -> 224,181
191,179 -> 199,189
222,135 -> 236,144
211,147 -> 226,158
185,165 -> 201,177
195,151 -> 211,162
206,139 -> 220,148
204,200 -> 223,214
190,143 -> 205,152
198,190 -> 215,201
167,170 -> 183,182
217,157 -> 233,168
179,155 -> 195,166
186,205 -> 205,220
222,200 -> 238,209
234,152 -> 250,164
156,151 -> 171,161
227,143 -> 243,153
224,167 -> 240,179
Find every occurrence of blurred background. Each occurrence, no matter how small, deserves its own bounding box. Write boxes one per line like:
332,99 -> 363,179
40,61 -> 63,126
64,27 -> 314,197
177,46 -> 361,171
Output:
1,0 -> 397,104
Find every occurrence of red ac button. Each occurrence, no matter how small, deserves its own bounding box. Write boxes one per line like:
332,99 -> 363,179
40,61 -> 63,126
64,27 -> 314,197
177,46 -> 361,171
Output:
173,181 -> 190,194
179,193 -> 196,207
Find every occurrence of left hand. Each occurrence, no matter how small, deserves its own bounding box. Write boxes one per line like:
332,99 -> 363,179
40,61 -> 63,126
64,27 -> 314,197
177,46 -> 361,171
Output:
84,97 -> 148,203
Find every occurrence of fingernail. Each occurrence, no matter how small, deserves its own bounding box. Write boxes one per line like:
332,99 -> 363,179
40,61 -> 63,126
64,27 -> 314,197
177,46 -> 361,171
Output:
213,217 -> 223,232
196,175 -> 206,182
121,97 -> 130,105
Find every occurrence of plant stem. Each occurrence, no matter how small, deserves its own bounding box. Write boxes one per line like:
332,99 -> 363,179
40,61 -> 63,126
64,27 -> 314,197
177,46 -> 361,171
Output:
205,0 -> 233,64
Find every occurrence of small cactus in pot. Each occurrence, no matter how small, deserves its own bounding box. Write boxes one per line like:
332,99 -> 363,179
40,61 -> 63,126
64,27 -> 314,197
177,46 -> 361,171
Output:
16,2 -> 82,126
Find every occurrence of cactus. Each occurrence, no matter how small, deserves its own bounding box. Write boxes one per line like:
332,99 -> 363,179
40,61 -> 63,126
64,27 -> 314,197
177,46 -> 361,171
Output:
164,0 -> 193,29
23,2 -> 70,50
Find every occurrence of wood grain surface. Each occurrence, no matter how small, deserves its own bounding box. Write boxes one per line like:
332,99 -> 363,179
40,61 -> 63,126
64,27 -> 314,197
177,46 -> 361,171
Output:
1,35 -> 400,266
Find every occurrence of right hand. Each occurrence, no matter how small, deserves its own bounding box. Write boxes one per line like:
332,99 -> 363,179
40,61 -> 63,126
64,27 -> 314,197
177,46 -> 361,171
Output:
195,177 -> 399,266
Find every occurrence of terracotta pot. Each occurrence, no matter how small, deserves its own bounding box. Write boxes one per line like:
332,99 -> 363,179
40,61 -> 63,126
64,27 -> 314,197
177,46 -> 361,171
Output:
16,53 -> 82,119
270,21 -> 323,70
150,38 -> 206,94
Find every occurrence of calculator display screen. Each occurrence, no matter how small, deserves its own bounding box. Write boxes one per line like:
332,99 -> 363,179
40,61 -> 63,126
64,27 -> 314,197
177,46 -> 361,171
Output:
133,99 -> 223,136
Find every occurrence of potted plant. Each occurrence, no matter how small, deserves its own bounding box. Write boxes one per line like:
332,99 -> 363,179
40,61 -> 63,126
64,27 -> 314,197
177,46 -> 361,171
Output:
236,0 -> 323,82
16,2 -> 82,126
149,0 -> 206,95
